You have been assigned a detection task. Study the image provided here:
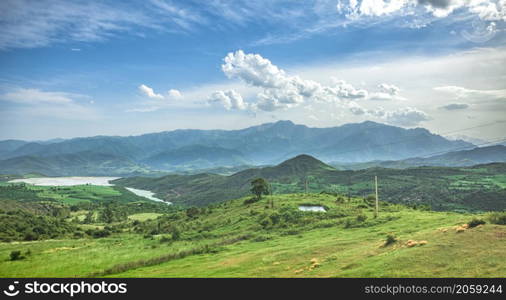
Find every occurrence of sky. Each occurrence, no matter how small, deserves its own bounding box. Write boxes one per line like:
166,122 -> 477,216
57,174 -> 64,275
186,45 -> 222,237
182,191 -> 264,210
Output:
0,0 -> 505,141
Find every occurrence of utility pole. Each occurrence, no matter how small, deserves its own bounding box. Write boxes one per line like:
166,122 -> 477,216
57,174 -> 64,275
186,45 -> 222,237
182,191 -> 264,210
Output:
374,175 -> 379,218
305,177 -> 308,194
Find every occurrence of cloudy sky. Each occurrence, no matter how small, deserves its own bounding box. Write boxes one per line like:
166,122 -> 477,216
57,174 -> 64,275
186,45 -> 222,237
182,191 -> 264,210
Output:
0,0 -> 505,141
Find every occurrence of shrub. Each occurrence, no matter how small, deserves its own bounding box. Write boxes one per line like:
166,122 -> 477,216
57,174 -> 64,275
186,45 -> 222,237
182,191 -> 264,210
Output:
384,234 -> 397,246
467,218 -> 486,228
356,214 -> 368,223
85,229 -> 111,238
244,197 -> 260,205
488,212 -> 506,225
252,235 -> 272,242
159,235 -> 172,243
23,231 -> 39,241
9,250 -> 23,261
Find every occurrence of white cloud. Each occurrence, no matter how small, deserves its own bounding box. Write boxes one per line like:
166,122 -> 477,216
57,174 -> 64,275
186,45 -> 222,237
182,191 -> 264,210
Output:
336,0 -> 506,24
208,90 -> 249,110
439,103 -> 470,110
378,83 -> 400,95
367,83 -> 406,101
0,88 -> 74,104
433,85 -> 506,102
384,106 -> 430,126
0,0 -> 205,50
0,88 -> 97,120
218,50 -> 371,112
139,84 -> 164,99
167,89 -> 182,99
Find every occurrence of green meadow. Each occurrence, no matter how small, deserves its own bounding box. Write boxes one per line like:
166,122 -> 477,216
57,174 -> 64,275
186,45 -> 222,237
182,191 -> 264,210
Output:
0,191 -> 504,278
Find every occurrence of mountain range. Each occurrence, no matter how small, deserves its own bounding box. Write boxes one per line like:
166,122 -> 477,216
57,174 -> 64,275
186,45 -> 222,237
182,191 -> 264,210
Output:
0,120 -> 482,175
333,145 -> 506,170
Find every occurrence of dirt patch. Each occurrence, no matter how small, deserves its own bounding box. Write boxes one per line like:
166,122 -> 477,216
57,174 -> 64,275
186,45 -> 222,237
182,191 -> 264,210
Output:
44,246 -> 80,253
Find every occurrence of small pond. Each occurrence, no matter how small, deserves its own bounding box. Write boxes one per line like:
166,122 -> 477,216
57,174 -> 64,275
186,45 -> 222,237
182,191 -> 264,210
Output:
298,205 -> 326,212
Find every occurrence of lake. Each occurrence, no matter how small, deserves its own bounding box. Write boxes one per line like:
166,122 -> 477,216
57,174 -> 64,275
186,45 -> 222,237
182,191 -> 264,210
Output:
8,176 -> 120,186
8,176 -> 170,204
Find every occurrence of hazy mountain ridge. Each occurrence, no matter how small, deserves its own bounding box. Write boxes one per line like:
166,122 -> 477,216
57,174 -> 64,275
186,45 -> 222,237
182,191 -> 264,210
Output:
332,145 -> 506,170
0,121 -> 477,175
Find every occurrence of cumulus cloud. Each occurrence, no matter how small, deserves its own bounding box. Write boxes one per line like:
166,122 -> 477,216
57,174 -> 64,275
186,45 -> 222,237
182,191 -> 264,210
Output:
208,90 -> 249,110
440,103 -> 470,110
139,84 -> 164,99
139,84 -> 183,101
384,107 -> 430,126
367,83 -> 407,101
337,0 -> 506,22
377,83 -> 400,95
344,101 -> 429,126
168,89 -> 182,99
217,50 -> 369,112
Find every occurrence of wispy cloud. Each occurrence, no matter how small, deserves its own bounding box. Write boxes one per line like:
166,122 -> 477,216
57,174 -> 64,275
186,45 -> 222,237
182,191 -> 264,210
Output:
0,87 -> 98,120
0,0 -> 205,50
434,86 -> 506,103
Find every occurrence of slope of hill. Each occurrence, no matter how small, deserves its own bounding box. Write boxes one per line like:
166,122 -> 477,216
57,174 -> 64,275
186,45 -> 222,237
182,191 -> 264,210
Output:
0,121 -> 475,174
0,192 -> 504,277
142,145 -> 249,171
0,151 -> 157,176
0,140 -> 28,158
114,154 -> 506,211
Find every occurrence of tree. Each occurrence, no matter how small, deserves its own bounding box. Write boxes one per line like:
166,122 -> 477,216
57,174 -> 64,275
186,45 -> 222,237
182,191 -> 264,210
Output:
250,178 -> 270,201
101,205 -> 114,224
83,211 -> 94,224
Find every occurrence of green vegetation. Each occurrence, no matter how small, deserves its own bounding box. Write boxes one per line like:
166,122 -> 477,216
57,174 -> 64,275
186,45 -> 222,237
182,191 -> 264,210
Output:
0,191 -> 504,277
488,212 -> 506,225
250,178 -> 270,201
114,156 -> 506,212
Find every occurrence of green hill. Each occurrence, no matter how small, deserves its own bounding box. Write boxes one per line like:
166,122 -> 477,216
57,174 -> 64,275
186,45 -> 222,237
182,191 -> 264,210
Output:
0,192 -> 504,277
114,155 -> 506,211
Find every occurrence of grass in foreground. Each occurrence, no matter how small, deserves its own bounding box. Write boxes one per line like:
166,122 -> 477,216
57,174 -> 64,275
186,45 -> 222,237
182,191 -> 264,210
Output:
0,193 -> 504,277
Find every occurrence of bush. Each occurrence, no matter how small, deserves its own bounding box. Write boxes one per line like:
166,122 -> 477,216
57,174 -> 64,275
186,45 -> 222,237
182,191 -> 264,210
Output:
23,231 -> 39,241
488,212 -> 506,225
9,250 -> 23,261
85,229 -> 111,238
384,234 -> 397,246
159,235 -> 172,243
467,218 -> 486,228
356,214 -> 368,223
244,197 -> 260,205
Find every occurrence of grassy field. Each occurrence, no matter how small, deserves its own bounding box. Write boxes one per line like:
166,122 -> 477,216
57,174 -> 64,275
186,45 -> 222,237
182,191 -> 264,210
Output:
128,213 -> 164,221
0,193 -> 504,278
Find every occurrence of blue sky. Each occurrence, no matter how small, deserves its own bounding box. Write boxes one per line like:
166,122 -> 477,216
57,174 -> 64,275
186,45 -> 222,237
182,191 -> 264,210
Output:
0,0 -> 505,141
